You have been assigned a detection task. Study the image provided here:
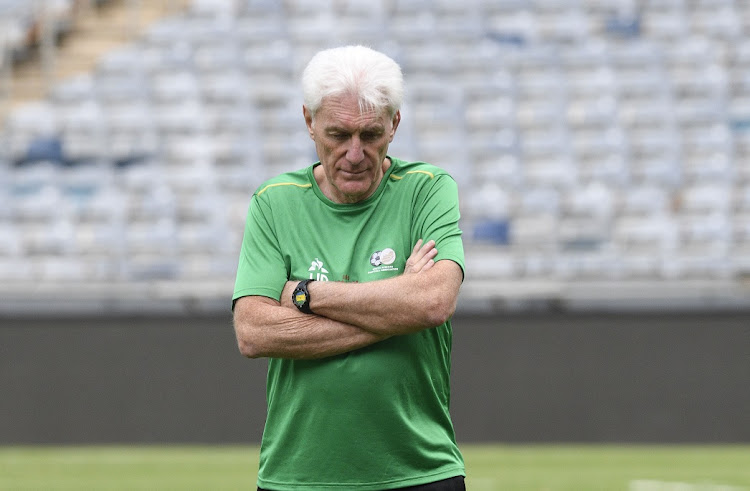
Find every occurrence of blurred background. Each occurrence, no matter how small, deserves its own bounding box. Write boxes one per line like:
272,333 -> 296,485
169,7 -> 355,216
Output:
1,0 -> 749,455
1,0 -> 750,313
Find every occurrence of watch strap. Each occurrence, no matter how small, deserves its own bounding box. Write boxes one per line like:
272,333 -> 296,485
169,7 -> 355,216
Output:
292,279 -> 315,314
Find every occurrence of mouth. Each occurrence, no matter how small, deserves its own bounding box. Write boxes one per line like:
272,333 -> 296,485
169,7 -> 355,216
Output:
340,169 -> 367,178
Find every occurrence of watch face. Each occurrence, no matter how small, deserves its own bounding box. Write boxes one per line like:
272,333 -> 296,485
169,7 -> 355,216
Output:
294,288 -> 307,307
292,280 -> 313,314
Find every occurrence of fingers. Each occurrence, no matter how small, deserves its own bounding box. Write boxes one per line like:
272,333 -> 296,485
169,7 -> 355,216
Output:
411,238 -> 424,256
405,239 -> 438,274
420,256 -> 436,272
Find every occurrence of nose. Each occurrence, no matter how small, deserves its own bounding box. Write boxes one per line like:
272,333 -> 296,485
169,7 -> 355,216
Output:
346,136 -> 364,164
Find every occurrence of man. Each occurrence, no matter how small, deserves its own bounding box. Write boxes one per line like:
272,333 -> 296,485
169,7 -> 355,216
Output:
232,45 -> 466,491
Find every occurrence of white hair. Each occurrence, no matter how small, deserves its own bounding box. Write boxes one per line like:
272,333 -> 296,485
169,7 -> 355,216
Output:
302,45 -> 404,119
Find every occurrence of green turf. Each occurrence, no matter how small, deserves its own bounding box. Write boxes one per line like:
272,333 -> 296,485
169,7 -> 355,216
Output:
1,444 -> 748,490
464,445 -> 750,491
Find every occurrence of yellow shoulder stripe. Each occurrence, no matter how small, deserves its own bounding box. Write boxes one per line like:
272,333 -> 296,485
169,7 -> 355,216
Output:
389,170 -> 435,181
257,182 -> 313,196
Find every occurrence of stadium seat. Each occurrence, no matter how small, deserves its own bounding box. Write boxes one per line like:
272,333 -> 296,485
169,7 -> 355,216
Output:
558,215 -> 610,252
73,203 -> 126,260
613,213 -> 679,252
519,252 -> 558,278
536,6 -> 592,43
472,152 -> 522,187
734,184 -> 750,211
95,71 -> 151,103
464,182 -> 512,222
524,155 -> 578,189
484,7 -> 538,43
464,246 -> 517,279
96,46 -> 145,76
189,0 -> 240,17
239,0 -> 283,16
690,2 -> 742,39
679,183 -> 732,214
20,217 -> 76,256
5,103 -> 58,160
629,153 -> 682,188
10,176 -> 64,227
0,257 -> 35,281
50,74 -> 96,108
556,249 -> 622,280
511,214 -> 559,252
0,221 -> 21,257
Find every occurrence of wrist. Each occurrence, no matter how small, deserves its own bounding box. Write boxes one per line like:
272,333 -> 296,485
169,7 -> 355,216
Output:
292,279 -> 316,314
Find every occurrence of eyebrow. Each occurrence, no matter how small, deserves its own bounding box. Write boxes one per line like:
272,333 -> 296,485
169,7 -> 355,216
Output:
325,124 -> 385,134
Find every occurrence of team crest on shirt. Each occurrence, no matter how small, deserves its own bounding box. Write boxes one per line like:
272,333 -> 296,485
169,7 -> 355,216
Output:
369,248 -> 399,274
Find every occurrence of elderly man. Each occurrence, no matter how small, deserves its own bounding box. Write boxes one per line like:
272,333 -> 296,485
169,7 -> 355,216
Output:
232,45 -> 466,491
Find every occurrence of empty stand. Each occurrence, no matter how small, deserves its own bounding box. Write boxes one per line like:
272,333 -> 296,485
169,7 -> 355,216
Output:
2,0 -> 750,297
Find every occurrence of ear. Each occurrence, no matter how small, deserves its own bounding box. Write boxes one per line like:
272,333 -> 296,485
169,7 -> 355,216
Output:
389,110 -> 401,142
303,105 -> 315,139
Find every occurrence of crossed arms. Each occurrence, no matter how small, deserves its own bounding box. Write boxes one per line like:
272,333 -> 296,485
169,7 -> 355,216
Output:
232,240 -> 463,360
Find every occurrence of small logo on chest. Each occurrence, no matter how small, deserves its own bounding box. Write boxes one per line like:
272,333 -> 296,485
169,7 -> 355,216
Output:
369,248 -> 399,274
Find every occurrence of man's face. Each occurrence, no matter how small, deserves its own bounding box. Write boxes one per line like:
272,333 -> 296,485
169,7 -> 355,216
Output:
304,93 -> 400,204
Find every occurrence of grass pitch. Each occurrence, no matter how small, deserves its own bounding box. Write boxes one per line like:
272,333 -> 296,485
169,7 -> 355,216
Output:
1,444 -> 749,490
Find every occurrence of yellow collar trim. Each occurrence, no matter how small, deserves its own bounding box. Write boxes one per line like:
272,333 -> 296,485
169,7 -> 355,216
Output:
389,170 -> 435,180
257,182 -> 313,196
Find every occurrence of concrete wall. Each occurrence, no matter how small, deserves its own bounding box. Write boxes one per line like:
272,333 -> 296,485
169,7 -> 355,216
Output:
1,312 -> 748,444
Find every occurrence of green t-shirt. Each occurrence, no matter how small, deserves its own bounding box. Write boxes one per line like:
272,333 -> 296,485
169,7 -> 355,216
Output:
233,157 -> 465,490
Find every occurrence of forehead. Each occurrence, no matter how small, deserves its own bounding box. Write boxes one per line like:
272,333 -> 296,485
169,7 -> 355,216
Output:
315,94 -> 388,129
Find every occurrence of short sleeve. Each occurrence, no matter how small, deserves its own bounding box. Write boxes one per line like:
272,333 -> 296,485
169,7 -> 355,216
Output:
413,174 -> 465,278
232,194 -> 289,306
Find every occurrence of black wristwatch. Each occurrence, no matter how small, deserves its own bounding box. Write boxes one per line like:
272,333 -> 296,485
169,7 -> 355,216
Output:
292,279 -> 315,314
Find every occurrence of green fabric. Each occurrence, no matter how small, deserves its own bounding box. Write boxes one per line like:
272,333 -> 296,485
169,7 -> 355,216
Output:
233,157 -> 465,490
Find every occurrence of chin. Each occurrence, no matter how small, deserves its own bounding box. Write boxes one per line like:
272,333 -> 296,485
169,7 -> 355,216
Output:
338,180 -> 370,192
338,185 -> 373,202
